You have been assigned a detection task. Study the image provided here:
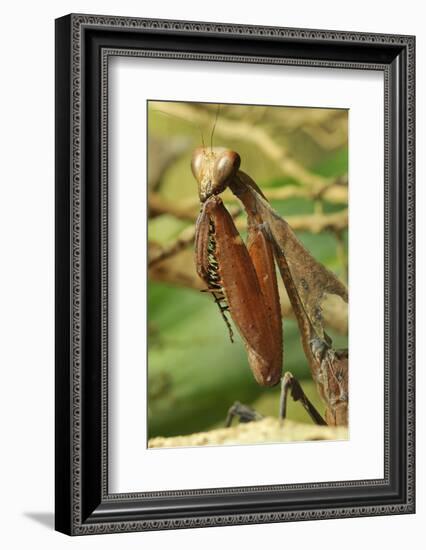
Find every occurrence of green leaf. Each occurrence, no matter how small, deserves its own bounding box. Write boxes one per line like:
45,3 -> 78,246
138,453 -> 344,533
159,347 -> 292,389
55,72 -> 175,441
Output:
312,147 -> 348,177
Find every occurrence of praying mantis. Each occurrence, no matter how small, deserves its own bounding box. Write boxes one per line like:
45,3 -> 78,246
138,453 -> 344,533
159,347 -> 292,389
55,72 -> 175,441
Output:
191,145 -> 349,427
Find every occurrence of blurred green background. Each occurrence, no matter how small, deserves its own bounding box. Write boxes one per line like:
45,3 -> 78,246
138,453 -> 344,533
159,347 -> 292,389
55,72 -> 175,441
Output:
147,101 -> 348,439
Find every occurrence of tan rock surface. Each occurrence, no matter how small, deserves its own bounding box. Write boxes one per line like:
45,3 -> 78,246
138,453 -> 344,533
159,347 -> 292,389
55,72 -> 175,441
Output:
148,417 -> 348,448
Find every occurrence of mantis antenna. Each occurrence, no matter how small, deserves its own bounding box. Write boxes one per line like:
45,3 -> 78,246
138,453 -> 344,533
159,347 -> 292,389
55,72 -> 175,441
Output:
210,104 -> 221,151
151,106 -> 206,148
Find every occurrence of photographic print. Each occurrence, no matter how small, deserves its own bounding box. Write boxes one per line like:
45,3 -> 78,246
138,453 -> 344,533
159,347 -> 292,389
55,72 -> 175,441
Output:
147,101 -> 349,449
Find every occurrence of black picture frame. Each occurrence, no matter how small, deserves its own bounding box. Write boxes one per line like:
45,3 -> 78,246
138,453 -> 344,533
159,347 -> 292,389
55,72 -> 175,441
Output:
55,13 -> 415,535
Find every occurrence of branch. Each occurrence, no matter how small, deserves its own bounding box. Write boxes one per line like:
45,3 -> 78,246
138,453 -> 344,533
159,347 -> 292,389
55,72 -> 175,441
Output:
150,102 -> 344,192
148,205 -> 243,267
148,247 -> 348,334
149,182 -> 348,226
148,226 -> 196,267
232,209 -> 348,234
149,192 -> 199,220
262,182 -> 348,205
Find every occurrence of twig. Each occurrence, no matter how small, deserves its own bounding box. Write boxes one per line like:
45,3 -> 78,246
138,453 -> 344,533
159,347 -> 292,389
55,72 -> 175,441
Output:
334,229 -> 348,283
233,210 -> 348,234
151,102 -> 342,191
149,192 -> 199,220
148,247 -> 348,335
149,181 -> 348,225
149,192 -> 348,234
148,226 -> 196,267
279,209 -> 348,234
148,205 -> 243,267
302,124 -> 348,151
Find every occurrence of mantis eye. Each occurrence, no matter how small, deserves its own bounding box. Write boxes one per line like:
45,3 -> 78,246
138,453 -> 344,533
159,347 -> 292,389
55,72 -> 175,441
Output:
214,151 -> 241,184
191,147 -> 205,183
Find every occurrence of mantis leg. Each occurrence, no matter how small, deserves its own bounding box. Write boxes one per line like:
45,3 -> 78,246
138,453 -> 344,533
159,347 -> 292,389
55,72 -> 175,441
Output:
225,401 -> 263,427
279,372 -> 327,426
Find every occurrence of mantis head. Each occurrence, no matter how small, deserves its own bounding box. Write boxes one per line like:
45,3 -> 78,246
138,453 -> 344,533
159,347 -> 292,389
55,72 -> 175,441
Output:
191,146 -> 241,202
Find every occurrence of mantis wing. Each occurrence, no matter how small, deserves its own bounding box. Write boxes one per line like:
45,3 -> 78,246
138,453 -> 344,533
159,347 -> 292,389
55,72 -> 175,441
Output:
235,171 -> 348,342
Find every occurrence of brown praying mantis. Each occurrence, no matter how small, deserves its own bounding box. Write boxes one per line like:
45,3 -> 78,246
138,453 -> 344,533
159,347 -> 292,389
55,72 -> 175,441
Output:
191,145 -> 349,427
